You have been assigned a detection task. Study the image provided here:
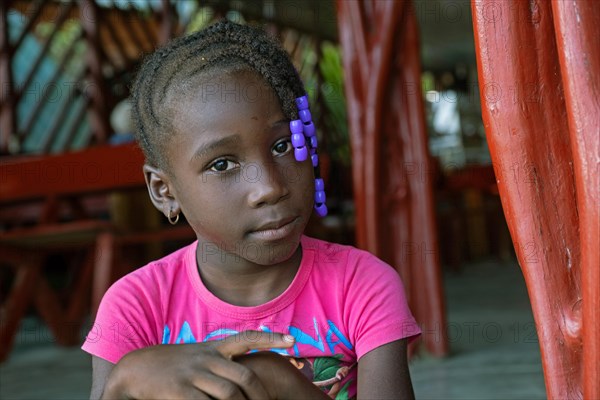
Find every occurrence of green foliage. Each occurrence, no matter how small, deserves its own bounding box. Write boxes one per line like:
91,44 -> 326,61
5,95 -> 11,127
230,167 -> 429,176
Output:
336,380 -> 353,400
318,42 -> 350,166
313,354 -> 344,382
186,6 -> 215,33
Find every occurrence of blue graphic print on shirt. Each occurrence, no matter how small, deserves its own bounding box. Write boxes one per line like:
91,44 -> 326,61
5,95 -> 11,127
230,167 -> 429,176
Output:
161,318 -> 356,399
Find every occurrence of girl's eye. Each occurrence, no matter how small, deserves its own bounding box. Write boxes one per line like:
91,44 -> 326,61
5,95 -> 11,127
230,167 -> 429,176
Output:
272,139 -> 292,156
209,159 -> 238,172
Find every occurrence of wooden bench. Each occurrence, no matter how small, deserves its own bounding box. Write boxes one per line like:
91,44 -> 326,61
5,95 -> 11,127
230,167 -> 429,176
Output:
0,143 -> 195,361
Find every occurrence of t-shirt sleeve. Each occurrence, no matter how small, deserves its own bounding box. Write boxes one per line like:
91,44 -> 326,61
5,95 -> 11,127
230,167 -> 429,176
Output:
343,251 -> 421,360
81,269 -> 162,364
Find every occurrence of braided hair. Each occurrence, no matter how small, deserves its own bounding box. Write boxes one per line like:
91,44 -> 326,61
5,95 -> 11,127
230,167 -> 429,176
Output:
131,19 -> 306,170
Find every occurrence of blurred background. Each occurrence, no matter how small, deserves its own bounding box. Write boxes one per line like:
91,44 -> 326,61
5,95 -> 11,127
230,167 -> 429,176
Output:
0,1 -> 545,398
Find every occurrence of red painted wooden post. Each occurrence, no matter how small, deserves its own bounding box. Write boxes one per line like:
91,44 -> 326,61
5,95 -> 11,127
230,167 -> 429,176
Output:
0,0 -> 15,153
472,0 -> 598,397
80,0 -> 111,143
0,250 -> 42,362
336,1 -> 448,356
551,2 -> 600,398
92,232 -> 114,320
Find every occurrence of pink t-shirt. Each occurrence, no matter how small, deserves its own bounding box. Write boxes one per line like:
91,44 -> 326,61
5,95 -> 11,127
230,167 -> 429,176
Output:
82,236 -> 420,399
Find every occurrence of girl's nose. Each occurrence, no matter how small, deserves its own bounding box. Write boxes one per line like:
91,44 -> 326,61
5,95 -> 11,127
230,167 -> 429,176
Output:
246,162 -> 290,208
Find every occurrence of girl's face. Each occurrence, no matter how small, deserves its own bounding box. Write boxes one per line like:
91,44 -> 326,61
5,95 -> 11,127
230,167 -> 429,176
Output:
155,70 -> 314,267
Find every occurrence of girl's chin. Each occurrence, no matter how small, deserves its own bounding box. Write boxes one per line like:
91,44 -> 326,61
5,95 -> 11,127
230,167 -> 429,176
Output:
253,239 -> 302,266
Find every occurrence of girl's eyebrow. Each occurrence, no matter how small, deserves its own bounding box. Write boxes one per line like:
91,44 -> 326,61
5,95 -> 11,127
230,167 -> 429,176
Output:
273,118 -> 289,127
191,134 -> 241,162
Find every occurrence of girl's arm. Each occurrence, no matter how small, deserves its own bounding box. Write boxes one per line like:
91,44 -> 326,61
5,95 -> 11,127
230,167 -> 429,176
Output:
240,339 -> 416,399
90,357 -> 114,400
91,347 -> 328,400
236,352 -> 330,400
89,331 -> 293,400
91,340 -> 413,399
357,339 -> 415,399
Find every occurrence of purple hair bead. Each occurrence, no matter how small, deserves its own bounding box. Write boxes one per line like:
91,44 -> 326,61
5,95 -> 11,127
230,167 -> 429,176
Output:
293,95 -> 327,219
291,133 -> 305,148
315,190 -> 326,204
315,178 -> 324,191
290,119 -> 303,134
303,121 -> 315,137
295,96 -> 309,110
292,133 -> 308,162
311,154 -> 319,167
299,109 -> 312,123
294,146 -> 308,162
314,203 -> 328,217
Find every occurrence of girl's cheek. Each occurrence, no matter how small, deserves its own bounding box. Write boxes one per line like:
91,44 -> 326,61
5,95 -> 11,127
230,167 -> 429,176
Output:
282,161 -> 309,185
300,178 -> 315,203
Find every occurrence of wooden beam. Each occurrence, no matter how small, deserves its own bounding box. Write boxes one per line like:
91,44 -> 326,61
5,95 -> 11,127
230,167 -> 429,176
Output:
159,0 -> 175,45
0,143 -> 146,204
80,0 -> 112,143
12,2 -> 74,105
0,0 -> 15,153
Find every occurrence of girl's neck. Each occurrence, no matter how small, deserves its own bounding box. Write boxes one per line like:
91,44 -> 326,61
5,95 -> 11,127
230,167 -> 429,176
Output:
195,243 -> 303,307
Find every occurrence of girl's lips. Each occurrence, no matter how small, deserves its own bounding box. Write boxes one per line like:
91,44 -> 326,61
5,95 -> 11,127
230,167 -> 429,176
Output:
250,217 -> 298,241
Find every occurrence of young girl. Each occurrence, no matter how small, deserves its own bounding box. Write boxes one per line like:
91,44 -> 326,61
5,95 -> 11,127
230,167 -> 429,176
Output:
83,20 -> 421,400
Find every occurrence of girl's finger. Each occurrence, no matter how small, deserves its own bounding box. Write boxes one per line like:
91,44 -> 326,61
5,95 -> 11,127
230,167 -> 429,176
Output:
155,387 -> 211,400
190,371 -> 249,400
205,357 -> 270,400
215,330 -> 295,359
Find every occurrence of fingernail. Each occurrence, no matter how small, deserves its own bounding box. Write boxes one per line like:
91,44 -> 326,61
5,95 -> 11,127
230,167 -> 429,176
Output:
283,334 -> 295,343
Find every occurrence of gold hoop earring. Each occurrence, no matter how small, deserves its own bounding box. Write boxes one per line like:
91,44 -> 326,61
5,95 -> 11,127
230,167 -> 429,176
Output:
168,209 -> 180,225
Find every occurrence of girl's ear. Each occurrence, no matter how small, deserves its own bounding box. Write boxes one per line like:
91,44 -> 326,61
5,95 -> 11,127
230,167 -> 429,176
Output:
143,164 -> 180,219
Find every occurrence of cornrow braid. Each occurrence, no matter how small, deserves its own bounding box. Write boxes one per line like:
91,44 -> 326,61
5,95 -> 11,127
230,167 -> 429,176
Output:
131,19 -> 306,169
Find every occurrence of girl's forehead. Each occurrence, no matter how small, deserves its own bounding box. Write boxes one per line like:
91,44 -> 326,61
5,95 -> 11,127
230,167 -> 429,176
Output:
170,67 -> 269,97
166,68 -> 279,113
167,71 -> 285,135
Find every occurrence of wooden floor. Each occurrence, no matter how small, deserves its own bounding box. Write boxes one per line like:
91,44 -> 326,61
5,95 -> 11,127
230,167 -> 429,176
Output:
0,259 -> 546,399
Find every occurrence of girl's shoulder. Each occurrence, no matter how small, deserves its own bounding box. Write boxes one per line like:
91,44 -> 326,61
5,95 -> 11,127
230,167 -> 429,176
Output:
301,235 -> 396,278
106,241 -> 197,296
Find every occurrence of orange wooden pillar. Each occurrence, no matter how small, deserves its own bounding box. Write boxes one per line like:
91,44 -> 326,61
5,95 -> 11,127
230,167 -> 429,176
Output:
336,1 -> 448,356
472,1 -> 598,398
551,3 -> 600,397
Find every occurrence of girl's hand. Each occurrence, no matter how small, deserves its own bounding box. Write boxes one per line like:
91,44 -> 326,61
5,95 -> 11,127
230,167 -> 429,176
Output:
100,331 -> 295,400
236,352 -> 330,400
